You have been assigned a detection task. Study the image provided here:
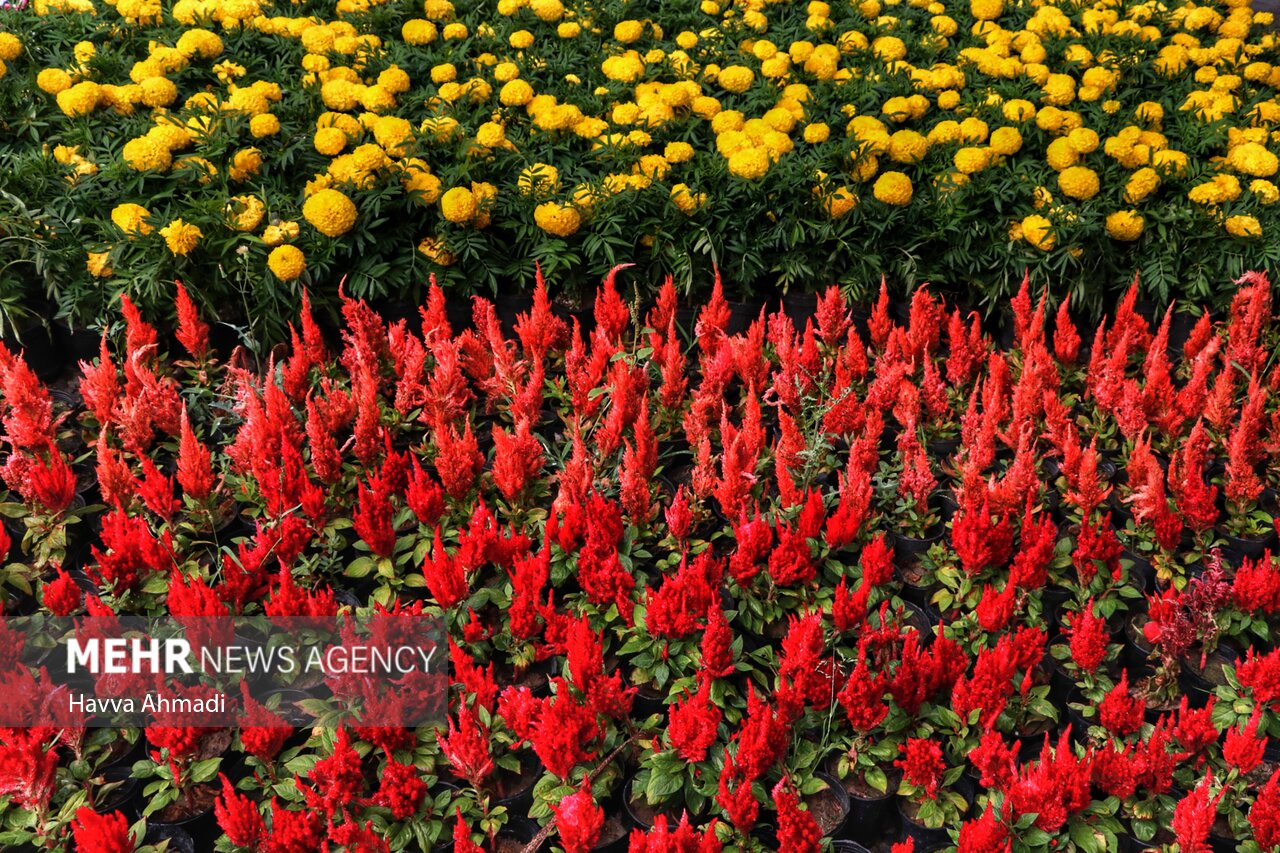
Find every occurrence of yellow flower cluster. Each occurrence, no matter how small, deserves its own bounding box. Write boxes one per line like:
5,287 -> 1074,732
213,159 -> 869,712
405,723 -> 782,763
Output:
6,0 -> 1278,295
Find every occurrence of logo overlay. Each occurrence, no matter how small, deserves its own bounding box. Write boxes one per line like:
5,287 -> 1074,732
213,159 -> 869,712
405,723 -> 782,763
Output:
0,609 -> 446,729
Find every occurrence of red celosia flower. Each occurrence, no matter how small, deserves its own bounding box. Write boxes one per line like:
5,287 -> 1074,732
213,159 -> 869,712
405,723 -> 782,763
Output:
27,451 -> 76,514
434,421 -> 483,500
1224,709 -> 1267,775
71,807 -> 134,853
669,677 -> 722,762
838,640 -> 888,733
1235,552 -> 1280,616
732,686 -> 789,780
90,509 -> 170,591
264,799 -> 325,853
628,812 -> 724,853
423,527 -> 468,609
957,805 -> 1011,853
215,773 -> 264,848
374,755 -> 427,821
773,776 -> 821,853
176,408 -> 214,502
1072,514 -> 1123,584
1173,696 -> 1219,755
42,566 -> 81,617
647,552 -> 723,638
437,703 -> 494,788
1237,648 -> 1280,705
1098,670 -> 1144,736
174,281 -> 210,360
1172,772 -> 1223,853
896,738 -> 945,798
768,523 -> 816,587
717,752 -> 760,834
353,478 -> 396,559
1053,301 -> 1081,365
1251,770 -> 1280,850
531,679 -> 599,779
0,735 -> 58,814
976,582 -> 1016,633
969,730 -> 1019,790
492,420 -> 544,503
1067,599 -> 1108,674
729,511 -> 772,585
831,576 -> 869,633
1004,731 -> 1093,833
897,429 -> 936,514
304,727 -> 364,811
700,604 -> 734,678
554,782 -> 605,853
449,639 -> 499,712
237,683 -> 290,763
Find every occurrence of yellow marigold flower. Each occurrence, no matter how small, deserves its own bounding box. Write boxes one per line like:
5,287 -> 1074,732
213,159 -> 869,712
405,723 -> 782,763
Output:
665,141 -> 695,163
417,236 -> 454,265
510,29 -> 534,49
803,123 -> 830,144
670,183 -> 706,214
1251,179 -> 1279,204
267,245 -> 306,281
1003,99 -> 1036,121
402,19 -> 438,44
1124,168 -> 1160,203
954,146 -> 989,174
1225,215 -> 1262,237
872,36 -> 906,61
315,126 -> 350,157
401,160 -> 442,204
250,114 -> 281,138
820,185 -> 857,217
518,163 -> 559,194
500,79 -> 534,106
226,195 -> 265,232
873,171 -> 913,205
970,0 -> 1003,21
37,68 -> 72,95
1227,142 -> 1279,177
122,137 -> 172,172
614,20 -> 644,43
230,148 -> 263,182
990,127 -> 1023,155
440,186 -> 478,223
937,90 -> 961,110
1022,214 -> 1055,250
887,130 -> 928,164
728,148 -> 770,180
111,203 -> 153,237
303,188 -> 358,237
56,81 -> 100,117
1067,127 -> 1100,154
0,33 -> 20,61
1106,210 -> 1144,241
718,65 -> 755,94
534,202 -> 582,237
1058,166 -> 1100,200
86,251 -> 113,278
160,218 -> 201,256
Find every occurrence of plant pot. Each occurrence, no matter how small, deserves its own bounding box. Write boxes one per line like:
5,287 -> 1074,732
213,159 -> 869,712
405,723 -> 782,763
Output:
144,783 -> 218,838
4,316 -> 65,381
831,843 -> 872,853
810,773 -> 851,839
493,752 -> 542,815
897,797 -> 954,852
144,824 -> 195,853
1216,524 -> 1277,567
1178,647 -> 1237,706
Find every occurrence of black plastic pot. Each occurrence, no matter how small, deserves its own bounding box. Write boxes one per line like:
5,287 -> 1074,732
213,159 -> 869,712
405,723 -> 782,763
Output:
897,797 -> 954,852
842,782 -> 893,845
145,824 -> 196,853
1216,525 -> 1277,567
831,843 -> 872,853
810,772 -> 851,839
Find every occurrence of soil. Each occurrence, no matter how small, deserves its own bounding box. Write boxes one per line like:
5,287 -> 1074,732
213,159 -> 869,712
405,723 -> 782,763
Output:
595,814 -> 628,848
628,794 -> 688,830
1185,651 -> 1233,687
899,798 -> 925,825
898,561 -> 931,586
806,786 -> 848,834
494,836 -> 526,853
153,781 -> 218,824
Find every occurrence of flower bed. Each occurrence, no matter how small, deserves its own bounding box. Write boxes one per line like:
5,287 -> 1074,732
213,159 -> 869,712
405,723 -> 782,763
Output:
1,271 -> 1280,852
1,0 -> 1279,339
